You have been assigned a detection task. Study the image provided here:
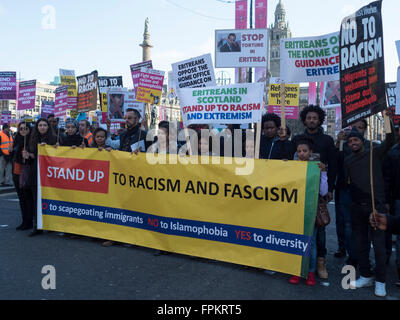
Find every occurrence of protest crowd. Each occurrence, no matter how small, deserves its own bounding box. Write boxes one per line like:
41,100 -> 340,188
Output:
1,104 -> 400,297
2,0 -> 400,300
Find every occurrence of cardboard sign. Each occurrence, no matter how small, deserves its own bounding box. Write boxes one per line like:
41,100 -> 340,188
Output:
77,71 -> 98,113
54,86 -> 68,118
215,29 -> 268,68
136,68 -> 165,106
98,76 -> 124,113
17,80 -> 36,111
1,111 -> 12,125
339,0 -> 385,128
107,88 -> 145,122
280,32 -> 340,83
59,69 -> 78,110
130,60 -> 153,96
268,83 -> 299,120
386,82 -> 400,125
178,83 -> 265,126
320,81 -> 341,108
172,54 -> 216,89
0,72 -> 17,100
41,100 -> 55,119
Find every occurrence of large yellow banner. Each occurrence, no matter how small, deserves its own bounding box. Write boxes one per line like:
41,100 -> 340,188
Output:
37,146 -> 320,278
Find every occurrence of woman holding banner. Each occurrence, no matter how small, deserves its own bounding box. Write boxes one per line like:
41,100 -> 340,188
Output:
259,114 -> 293,160
12,122 -> 33,231
22,118 -> 57,237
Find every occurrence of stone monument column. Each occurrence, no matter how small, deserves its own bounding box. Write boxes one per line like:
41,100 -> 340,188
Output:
140,18 -> 153,62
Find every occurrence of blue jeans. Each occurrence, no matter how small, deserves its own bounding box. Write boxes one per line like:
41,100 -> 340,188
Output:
310,228 -> 318,273
396,200 -> 400,267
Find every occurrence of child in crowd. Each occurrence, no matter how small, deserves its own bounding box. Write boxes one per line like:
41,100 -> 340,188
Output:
289,135 -> 328,286
91,128 -> 112,151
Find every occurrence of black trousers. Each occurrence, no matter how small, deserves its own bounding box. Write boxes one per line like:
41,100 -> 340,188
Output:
351,202 -> 387,283
21,185 -> 36,228
12,174 -> 33,227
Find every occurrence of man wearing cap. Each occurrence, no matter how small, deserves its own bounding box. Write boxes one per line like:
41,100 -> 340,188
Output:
334,120 -> 375,266
0,124 -> 14,186
345,111 -> 394,297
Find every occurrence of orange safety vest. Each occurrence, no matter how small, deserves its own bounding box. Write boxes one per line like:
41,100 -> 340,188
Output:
0,130 -> 13,156
85,132 -> 93,145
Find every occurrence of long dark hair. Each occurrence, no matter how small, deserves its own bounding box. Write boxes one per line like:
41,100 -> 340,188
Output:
29,118 -> 57,154
14,121 -> 32,147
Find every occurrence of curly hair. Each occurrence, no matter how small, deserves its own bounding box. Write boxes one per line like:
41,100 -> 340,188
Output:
300,105 -> 326,126
295,134 -> 314,151
262,113 -> 281,129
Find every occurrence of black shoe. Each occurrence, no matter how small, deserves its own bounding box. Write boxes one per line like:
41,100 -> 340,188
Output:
21,224 -> 33,231
334,248 -> 346,258
29,229 -> 43,237
16,224 -> 24,231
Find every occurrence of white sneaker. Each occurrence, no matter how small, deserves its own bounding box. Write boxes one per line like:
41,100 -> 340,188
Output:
375,281 -> 387,297
350,276 -> 374,289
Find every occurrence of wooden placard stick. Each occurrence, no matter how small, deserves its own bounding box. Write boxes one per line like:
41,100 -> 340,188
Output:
368,117 -> 377,226
280,81 -> 286,134
23,118 -> 27,164
254,122 -> 262,159
136,103 -> 149,152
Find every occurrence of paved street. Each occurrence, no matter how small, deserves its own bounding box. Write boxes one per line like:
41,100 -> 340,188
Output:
1,190 -> 399,301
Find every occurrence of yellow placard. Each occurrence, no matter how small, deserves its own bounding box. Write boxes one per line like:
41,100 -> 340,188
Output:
268,83 -> 300,106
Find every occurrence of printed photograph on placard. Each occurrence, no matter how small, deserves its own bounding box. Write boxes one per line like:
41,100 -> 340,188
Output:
108,93 -> 125,120
217,33 -> 242,53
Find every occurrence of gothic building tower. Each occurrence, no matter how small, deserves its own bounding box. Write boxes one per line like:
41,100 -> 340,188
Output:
269,0 -> 292,77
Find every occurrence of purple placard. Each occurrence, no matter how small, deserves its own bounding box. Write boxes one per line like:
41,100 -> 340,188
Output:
54,86 -> 68,118
17,80 -> 36,111
1,111 -> 12,125
67,96 -> 77,110
0,72 -> 17,100
41,100 -> 55,118
130,60 -> 153,96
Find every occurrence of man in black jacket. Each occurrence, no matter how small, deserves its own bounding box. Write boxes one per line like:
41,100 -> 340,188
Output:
106,109 -> 147,152
345,112 -> 394,297
292,105 -> 338,280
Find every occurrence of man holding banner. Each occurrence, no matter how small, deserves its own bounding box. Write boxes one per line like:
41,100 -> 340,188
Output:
106,109 -> 147,152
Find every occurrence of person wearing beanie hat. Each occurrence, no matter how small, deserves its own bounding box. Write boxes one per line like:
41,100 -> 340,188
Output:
334,120 -> 376,264
347,127 -> 365,143
61,118 -> 88,148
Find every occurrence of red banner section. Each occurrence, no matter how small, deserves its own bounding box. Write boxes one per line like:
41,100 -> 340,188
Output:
39,156 -> 110,194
